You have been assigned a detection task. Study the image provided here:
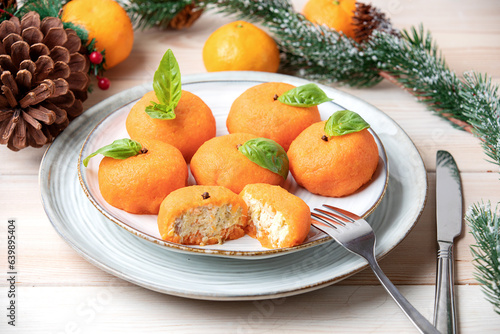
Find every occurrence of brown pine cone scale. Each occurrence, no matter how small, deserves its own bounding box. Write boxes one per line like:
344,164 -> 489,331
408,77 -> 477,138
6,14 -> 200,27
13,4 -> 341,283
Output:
352,2 -> 399,43
168,3 -> 203,30
0,12 -> 90,151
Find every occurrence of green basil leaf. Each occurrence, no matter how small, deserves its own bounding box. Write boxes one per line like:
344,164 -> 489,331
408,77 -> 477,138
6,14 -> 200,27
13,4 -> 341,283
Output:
324,110 -> 370,137
278,83 -> 333,107
238,138 -> 289,179
145,102 -> 176,120
146,49 -> 182,119
83,139 -> 143,167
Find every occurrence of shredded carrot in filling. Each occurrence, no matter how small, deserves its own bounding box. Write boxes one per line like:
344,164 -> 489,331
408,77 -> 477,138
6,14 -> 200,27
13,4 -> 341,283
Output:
173,204 -> 243,245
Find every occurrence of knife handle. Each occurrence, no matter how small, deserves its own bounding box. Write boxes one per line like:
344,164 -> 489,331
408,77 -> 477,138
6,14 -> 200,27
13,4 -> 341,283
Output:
434,241 -> 457,334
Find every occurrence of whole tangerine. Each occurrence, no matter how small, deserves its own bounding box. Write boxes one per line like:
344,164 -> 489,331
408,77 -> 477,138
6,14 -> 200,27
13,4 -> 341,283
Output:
62,0 -> 134,69
190,133 -> 286,194
98,139 -> 188,214
227,82 -> 321,151
303,0 -> 357,39
126,90 -> 216,162
203,20 -> 280,73
288,121 -> 379,197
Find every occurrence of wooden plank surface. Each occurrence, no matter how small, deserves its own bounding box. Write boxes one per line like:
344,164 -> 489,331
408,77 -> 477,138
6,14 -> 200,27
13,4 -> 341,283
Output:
1,0 -> 500,332
0,285 -> 498,333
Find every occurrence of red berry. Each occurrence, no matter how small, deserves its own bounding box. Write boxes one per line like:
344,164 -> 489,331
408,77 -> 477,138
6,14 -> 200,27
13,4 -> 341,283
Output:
97,77 -> 110,90
89,51 -> 103,64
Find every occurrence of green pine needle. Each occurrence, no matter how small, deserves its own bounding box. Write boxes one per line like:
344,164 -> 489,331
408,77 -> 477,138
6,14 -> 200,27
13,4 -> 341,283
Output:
15,0 -> 67,19
62,21 -> 89,43
466,202 -> 500,314
459,72 -> 500,167
119,0 -> 193,30
0,5 -> 16,23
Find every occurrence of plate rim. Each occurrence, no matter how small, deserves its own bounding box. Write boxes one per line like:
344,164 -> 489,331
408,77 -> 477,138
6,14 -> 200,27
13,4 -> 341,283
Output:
76,75 -> 389,257
39,71 -> 427,300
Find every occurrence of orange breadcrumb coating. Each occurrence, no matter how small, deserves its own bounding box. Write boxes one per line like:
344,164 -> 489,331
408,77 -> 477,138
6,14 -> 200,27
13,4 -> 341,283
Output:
227,82 -> 321,151
190,133 -> 285,194
98,139 -> 188,215
288,122 -> 379,197
126,90 -> 216,162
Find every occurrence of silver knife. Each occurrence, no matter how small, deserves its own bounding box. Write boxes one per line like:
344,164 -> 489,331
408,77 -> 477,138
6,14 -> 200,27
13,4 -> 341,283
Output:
434,150 -> 463,334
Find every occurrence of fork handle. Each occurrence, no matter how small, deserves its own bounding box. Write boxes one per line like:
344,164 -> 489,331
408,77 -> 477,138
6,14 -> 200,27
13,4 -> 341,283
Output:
434,241 -> 457,334
366,256 -> 440,334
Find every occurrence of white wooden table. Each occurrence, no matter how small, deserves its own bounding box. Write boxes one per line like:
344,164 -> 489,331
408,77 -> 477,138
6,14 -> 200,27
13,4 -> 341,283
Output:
1,0 -> 500,332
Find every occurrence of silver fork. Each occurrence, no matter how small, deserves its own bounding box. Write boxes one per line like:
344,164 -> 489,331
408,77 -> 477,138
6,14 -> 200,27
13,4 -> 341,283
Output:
312,205 -> 440,334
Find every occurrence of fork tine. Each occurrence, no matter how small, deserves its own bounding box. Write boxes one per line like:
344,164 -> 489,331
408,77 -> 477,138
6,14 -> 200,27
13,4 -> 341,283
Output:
323,204 -> 361,221
314,208 -> 348,225
311,212 -> 342,229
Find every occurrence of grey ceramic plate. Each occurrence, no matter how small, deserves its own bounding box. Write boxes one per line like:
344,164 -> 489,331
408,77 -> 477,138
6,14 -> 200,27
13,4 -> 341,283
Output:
77,74 -> 388,258
40,72 -> 427,300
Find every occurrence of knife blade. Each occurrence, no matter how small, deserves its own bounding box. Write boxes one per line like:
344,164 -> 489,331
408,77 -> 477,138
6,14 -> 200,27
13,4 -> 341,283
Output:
434,150 -> 463,334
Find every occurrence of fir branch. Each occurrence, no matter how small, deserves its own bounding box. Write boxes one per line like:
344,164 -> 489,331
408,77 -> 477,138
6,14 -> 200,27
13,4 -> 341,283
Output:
371,29 -> 500,166
119,0 -> 193,30
466,202 -> 500,315
15,0 -> 68,19
460,72 -> 500,167
368,28 -> 466,123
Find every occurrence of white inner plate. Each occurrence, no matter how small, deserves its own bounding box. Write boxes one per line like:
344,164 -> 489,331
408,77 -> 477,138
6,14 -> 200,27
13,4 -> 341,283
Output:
77,75 -> 388,258
40,72 -> 427,300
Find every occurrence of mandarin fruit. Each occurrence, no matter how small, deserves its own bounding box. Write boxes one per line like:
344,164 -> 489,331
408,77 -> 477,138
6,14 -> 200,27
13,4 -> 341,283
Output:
126,90 -> 216,162
227,82 -> 321,151
288,121 -> 378,197
240,183 -> 311,249
98,139 -> 188,214
190,133 -> 285,194
303,0 -> 357,39
62,0 -> 134,69
158,185 -> 247,246
203,20 -> 280,72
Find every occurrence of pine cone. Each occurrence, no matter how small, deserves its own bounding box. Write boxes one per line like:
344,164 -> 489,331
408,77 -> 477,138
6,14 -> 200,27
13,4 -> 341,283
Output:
168,3 -> 203,30
0,12 -> 90,151
352,2 -> 399,43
